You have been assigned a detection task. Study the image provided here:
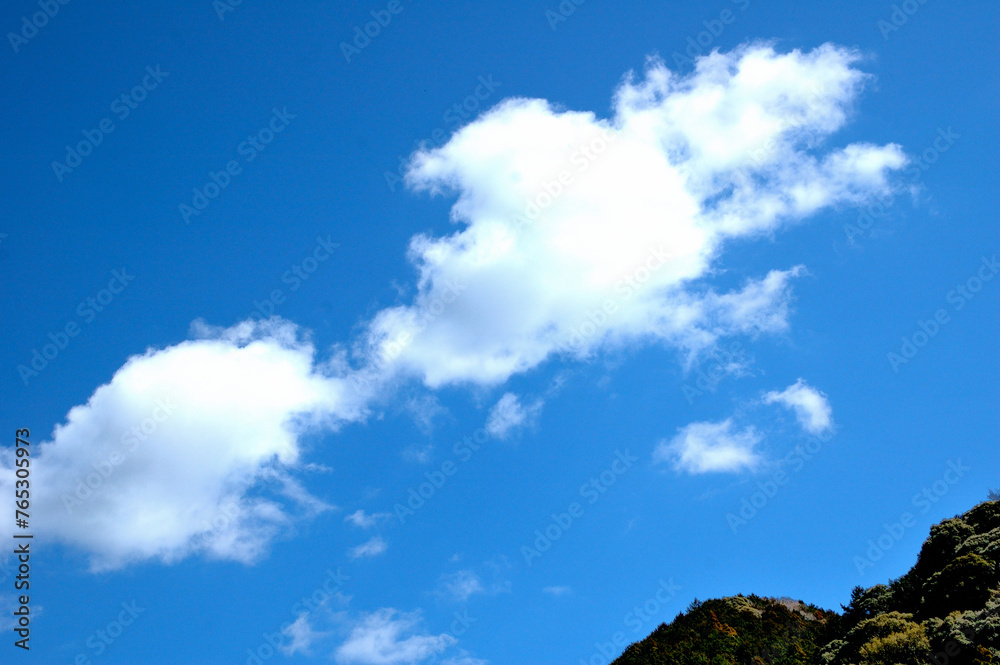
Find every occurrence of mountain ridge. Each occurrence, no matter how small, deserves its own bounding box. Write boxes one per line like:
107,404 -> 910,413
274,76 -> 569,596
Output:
610,499 -> 1000,665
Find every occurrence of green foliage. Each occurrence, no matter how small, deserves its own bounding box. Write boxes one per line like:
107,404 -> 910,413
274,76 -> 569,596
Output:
921,597 -> 1000,665
923,552 -> 996,615
966,501 -> 1000,534
857,619 -> 929,665
912,517 -> 977,583
612,595 -> 828,665
609,500 -> 1000,665
841,585 -> 893,627
821,612 -> 924,665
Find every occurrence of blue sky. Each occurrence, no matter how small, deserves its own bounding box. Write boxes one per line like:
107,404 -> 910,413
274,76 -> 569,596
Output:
1,0 -> 998,663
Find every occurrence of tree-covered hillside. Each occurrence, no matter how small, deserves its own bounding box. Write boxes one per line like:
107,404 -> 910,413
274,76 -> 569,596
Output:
611,500 -> 1000,665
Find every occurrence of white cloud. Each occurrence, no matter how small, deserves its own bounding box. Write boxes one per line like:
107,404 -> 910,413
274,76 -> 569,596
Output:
345,510 -> 392,529
402,443 -> 434,464
435,570 -> 485,603
1,44 -> 900,572
542,585 -> 572,596
349,536 -> 388,560
655,419 -> 763,474
441,656 -> 489,665
0,595 -> 17,632
361,43 -> 906,388
763,378 -> 834,434
335,609 -> 456,665
280,612 -> 330,656
402,394 -> 447,434
0,319 -> 360,572
484,393 -> 543,439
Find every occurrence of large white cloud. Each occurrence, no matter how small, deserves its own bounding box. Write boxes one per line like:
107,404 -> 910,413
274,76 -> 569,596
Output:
1,43 -> 903,571
1,319 -> 366,571
362,42 -> 906,387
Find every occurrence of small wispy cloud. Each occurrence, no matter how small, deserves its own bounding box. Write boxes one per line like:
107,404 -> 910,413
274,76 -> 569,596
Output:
442,655 -> 489,665
334,608 -> 455,665
402,443 -> 434,464
435,570 -> 485,603
763,379 -> 834,435
655,419 -> 763,474
349,536 -> 388,560
485,393 -> 543,439
345,510 -> 392,529
279,612 -> 330,656
402,394 -> 447,435
542,585 -> 572,597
